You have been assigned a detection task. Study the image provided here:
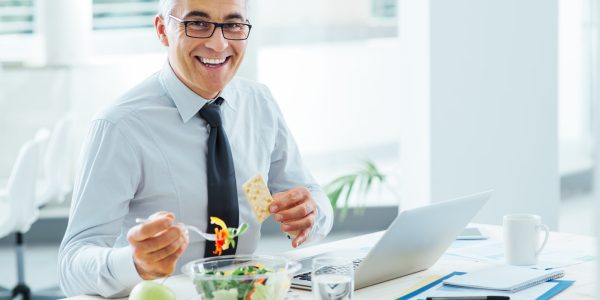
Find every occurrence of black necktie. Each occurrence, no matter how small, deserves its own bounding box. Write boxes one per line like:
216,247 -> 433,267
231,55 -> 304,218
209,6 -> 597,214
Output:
199,97 -> 239,257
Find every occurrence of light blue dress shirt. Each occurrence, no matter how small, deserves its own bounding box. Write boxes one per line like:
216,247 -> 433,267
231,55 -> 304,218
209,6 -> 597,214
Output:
58,62 -> 334,298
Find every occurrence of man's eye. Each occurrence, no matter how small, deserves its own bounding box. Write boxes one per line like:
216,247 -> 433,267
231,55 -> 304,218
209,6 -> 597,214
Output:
188,21 -> 210,29
223,23 -> 242,30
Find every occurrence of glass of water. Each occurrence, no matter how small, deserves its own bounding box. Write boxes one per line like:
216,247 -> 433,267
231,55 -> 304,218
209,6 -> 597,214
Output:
312,257 -> 354,300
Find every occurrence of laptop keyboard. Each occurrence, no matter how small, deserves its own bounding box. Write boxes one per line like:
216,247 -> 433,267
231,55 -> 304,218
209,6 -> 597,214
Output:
294,258 -> 363,282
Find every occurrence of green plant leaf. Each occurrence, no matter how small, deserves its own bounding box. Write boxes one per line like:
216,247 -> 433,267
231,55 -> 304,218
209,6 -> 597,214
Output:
339,176 -> 357,220
327,184 -> 345,211
324,160 -> 390,221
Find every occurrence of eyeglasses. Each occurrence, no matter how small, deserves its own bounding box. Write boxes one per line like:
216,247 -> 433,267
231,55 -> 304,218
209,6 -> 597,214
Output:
169,15 -> 252,40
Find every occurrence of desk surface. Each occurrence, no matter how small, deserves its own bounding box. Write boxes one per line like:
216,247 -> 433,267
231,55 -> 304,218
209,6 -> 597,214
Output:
64,224 -> 595,300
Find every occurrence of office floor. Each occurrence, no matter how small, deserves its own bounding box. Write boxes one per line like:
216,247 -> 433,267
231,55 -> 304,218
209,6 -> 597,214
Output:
0,196 -> 593,296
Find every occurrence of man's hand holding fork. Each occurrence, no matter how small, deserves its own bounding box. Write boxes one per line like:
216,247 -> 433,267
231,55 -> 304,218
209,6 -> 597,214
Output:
127,211 -> 189,279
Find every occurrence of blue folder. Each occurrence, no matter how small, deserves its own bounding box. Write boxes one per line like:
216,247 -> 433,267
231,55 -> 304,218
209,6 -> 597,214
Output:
396,271 -> 574,300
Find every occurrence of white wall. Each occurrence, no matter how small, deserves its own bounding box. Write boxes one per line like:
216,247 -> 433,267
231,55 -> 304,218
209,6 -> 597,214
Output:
398,0 -> 560,228
257,40 -> 406,208
395,0 -> 431,209
258,40 -> 404,156
593,0 -> 600,288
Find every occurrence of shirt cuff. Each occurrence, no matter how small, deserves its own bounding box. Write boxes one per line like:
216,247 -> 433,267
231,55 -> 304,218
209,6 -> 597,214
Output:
108,246 -> 143,289
304,203 -> 330,245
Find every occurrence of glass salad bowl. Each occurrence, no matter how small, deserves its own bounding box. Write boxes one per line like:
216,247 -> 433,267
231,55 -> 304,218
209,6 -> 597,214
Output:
182,254 -> 301,300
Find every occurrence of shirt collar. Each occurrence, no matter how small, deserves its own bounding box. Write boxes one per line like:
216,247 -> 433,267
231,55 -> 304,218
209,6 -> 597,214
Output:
159,60 -> 237,123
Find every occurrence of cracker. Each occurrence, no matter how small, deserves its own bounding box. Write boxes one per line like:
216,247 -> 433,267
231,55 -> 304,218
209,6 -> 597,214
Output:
243,174 -> 273,223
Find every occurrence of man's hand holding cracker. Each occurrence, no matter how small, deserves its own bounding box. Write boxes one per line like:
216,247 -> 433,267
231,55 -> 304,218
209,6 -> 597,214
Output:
243,174 -> 320,248
270,187 -> 317,248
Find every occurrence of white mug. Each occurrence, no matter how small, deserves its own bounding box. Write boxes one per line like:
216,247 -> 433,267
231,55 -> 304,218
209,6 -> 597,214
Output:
503,214 -> 549,266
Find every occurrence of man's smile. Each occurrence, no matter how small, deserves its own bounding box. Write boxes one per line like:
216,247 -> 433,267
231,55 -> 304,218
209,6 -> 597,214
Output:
195,56 -> 231,68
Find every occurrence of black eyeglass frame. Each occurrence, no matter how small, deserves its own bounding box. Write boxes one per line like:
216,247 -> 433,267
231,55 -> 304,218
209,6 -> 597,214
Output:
168,15 -> 252,40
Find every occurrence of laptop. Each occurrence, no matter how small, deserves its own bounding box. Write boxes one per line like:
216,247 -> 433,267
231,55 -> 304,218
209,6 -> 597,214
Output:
290,190 -> 492,290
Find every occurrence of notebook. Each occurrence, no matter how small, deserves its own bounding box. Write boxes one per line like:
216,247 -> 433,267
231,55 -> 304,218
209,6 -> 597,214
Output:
443,265 -> 565,292
398,271 -> 574,300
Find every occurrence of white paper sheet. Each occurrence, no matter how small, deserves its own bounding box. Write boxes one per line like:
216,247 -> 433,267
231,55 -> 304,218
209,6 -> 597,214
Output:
446,238 -> 595,270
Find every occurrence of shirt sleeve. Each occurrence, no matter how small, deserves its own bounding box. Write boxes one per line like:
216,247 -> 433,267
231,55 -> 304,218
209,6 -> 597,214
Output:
58,119 -> 143,298
263,87 -> 334,245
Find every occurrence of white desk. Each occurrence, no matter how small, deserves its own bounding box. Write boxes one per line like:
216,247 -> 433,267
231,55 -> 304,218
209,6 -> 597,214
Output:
64,225 -> 595,299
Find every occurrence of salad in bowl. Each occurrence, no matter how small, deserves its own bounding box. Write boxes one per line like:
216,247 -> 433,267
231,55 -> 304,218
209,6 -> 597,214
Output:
182,254 -> 301,300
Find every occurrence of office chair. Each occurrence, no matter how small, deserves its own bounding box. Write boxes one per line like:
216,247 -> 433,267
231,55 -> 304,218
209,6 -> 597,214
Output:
0,129 -> 63,300
35,114 -> 75,207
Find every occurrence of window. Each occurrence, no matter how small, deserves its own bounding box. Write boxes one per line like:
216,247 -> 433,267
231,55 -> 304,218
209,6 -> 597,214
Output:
0,0 -> 160,35
256,0 -> 401,207
372,0 -> 397,19
370,0 -> 398,37
93,0 -> 158,30
0,0 -> 34,35
258,0 -> 398,45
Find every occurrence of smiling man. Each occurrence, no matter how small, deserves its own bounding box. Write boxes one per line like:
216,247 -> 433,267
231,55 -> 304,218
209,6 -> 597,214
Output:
57,0 -> 333,297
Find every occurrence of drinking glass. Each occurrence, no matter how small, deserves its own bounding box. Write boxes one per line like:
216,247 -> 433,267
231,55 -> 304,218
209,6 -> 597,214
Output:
312,257 -> 354,300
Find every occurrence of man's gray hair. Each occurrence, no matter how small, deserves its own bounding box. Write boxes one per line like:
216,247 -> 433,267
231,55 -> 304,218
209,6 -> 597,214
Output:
158,0 -> 249,21
158,0 -> 176,19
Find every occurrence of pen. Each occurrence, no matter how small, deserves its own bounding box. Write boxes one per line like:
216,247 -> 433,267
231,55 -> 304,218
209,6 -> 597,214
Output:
425,296 -> 509,300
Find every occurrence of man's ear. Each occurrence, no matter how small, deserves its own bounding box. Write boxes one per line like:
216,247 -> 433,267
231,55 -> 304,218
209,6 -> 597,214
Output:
155,15 -> 169,47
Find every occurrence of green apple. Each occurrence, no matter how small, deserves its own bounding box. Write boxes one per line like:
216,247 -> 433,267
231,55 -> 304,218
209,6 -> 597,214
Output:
129,280 -> 176,300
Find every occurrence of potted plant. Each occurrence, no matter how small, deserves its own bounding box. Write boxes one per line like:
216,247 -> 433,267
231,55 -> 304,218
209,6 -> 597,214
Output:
324,160 -> 397,220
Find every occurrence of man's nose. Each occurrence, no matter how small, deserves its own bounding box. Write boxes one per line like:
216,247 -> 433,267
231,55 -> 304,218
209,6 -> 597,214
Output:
205,27 -> 228,52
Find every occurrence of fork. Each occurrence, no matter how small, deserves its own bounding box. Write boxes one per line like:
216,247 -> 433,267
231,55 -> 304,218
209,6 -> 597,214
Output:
135,218 -> 217,241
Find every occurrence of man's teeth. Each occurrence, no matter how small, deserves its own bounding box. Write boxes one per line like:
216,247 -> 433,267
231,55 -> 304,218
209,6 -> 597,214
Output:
200,57 -> 226,64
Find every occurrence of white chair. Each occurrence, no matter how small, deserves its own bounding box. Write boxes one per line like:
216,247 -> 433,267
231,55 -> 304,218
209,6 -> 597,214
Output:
0,129 -> 49,241
36,114 -> 75,207
0,129 -> 62,300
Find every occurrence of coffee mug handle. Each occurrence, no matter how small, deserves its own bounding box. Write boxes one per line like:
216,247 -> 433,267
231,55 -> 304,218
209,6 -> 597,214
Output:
535,224 -> 550,257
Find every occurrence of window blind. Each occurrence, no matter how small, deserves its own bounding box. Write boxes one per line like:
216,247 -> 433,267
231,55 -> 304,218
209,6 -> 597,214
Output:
93,0 -> 158,30
0,0 -> 34,34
